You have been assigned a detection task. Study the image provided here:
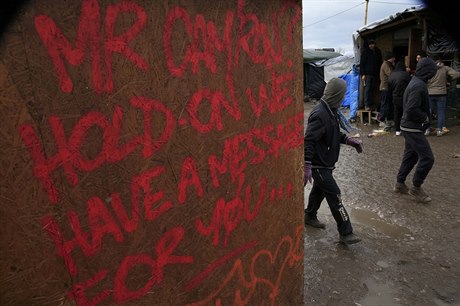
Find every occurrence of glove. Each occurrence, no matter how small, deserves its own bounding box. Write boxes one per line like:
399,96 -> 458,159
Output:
346,137 -> 363,153
304,163 -> 312,186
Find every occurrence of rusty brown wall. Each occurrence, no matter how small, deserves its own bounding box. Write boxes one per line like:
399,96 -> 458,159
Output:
0,0 -> 304,305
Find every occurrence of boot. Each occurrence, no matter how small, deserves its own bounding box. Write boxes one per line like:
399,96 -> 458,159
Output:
339,233 -> 361,244
409,186 -> 431,203
305,215 -> 326,229
393,182 -> 409,194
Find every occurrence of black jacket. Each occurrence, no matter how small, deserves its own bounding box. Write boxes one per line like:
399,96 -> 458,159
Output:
400,57 -> 437,132
304,99 -> 348,168
360,47 -> 382,76
388,61 -> 411,104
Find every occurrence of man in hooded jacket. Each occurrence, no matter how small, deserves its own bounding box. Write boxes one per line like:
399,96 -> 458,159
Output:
304,78 -> 363,245
393,57 -> 437,203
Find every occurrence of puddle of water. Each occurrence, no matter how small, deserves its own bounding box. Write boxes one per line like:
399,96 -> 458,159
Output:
313,206 -> 412,239
359,277 -> 401,306
433,298 -> 451,306
348,208 -> 412,239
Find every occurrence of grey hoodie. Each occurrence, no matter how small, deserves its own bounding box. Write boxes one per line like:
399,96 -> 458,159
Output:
304,78 -> 348,167
321,77 -> 347,109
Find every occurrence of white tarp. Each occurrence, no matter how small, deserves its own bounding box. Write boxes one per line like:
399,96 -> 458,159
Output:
310,54 -> 355,82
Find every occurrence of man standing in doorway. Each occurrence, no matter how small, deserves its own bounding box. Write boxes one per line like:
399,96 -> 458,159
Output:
360,39 -> 382,111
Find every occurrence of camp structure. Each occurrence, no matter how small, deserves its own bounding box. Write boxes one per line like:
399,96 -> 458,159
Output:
303,49 -> 356,101
303,48 -> 341,101
353,4 -> 460,119
303,50 -> 359,120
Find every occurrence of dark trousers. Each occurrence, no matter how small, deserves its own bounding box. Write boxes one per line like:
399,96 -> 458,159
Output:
305,168 -> 353,236
379,90 -> 393,121
363,75 -> 377,109
397,132 -> 434,187
393,97 -> 403,132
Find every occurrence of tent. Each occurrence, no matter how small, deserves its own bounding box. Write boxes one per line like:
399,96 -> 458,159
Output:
303,49 -> 342,101
304,54 -> 359,119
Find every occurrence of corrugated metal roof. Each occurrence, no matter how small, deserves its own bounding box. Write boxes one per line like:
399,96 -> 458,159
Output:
303,49 -> 342,63
357,4 -> 425,33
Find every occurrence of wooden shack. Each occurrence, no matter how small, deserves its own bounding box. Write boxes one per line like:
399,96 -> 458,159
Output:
353,5 -> 460,114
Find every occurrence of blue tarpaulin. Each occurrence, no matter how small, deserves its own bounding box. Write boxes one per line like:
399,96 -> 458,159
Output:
339,65 -> 360,119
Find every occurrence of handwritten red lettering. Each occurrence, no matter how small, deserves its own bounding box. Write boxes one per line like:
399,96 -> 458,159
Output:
34,0 -> 102,93
208,112 -> 303,187
185,240 -> 258,292
41,165 -> 170,275
26,1 -> 304,305
19,97 -> 175,203
103,1 -> 148,92
186,226 -> 303,305
67,270 -> 110,306
65,227 -> 193,305
178,157 -> 204,204
113,227 -> 193,303
195,174 -> 267,247
246,70 -> 294,117
34,0 -> 148,94
163,7 -> 235,78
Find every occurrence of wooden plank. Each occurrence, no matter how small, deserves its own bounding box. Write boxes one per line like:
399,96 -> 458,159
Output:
0,1 -> 304,305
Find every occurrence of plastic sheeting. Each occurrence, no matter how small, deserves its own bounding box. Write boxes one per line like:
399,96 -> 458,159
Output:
304,65 -> 326,99
322,55 -> 355,83
339,66 -> 360,119
304,55 -> 355,100
426,24 -> 459,54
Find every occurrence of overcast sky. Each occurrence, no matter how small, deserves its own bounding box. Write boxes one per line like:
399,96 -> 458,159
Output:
302,0 -> 423,55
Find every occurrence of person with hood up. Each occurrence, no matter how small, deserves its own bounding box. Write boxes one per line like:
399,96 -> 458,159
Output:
388,61 -> 411,136
393,57 -> 437,203
304,78 -> 363,245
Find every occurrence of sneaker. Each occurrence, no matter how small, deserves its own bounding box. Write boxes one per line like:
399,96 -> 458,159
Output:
424,128 -> 431,136
339,233 -> 361,245
409,186 -> 432,203
393,182 -> 409,194
436,130 -> 444,137
305,217 -> 326,229
395,131 -> 401,136
442,127 -> 450,134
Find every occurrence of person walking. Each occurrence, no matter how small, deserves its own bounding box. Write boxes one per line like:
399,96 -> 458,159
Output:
427,54 -> 460,136
378,51 -> 396,126
304,78 -> 363,245
393,57 -> 437,203
388,61 -> 411,136
360,39 -> 382,111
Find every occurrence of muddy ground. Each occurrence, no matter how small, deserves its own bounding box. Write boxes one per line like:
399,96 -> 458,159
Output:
303,101 -> 460,306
